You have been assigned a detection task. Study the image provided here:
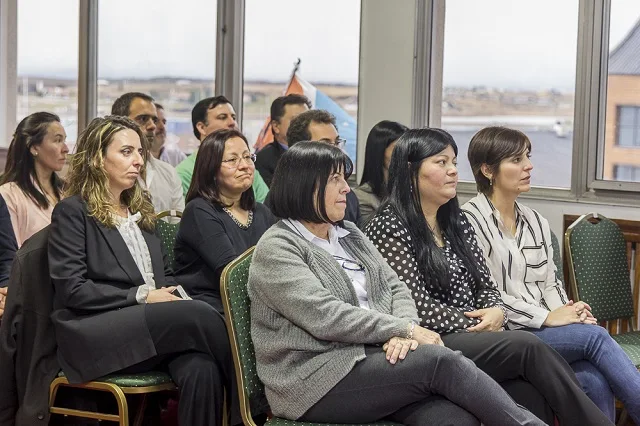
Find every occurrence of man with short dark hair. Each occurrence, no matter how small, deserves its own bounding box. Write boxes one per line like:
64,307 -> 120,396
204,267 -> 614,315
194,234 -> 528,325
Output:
285,109 -> 361,224
176,96 -> 269,201
152,103 -> 186,167
255,94 -> 311,186
111,92 -> 185,214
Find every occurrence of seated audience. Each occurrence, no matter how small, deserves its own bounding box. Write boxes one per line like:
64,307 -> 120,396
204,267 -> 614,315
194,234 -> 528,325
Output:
111,92 -> 184,214
153,103 -> 187,167
0,195 -> 17,288
462,126 -> 640,423
365,128 -> 613,426
248,141 -> 546,426
176,96 -> 269,202
174,129 -> 275,313
0,112 -> 68,246
354,120 -> 408,226
255,94 -> 311,186
283,109 -> 361,224
48,115 -> 237,426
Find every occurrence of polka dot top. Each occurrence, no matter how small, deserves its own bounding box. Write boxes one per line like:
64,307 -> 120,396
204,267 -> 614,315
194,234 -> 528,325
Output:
365,205 -> 504,333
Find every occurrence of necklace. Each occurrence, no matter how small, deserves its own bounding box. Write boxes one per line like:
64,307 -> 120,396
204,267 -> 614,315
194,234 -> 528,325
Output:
223,207 -> 253,230
427,220 -> 445,247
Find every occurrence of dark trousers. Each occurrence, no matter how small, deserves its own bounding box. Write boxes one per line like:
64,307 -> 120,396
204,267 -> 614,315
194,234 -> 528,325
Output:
441,330 -> 614,426
300,345 -> 545,426
119,300 -> 238,426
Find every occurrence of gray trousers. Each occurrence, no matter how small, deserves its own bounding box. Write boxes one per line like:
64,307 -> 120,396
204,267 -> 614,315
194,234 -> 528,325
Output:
300,345 -> 545,426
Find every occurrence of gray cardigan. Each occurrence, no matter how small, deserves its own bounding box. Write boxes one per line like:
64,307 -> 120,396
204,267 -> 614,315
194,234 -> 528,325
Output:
248,220 -> 419,420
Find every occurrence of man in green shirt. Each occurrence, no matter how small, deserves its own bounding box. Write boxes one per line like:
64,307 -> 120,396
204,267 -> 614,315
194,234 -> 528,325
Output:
176,96 -> 269,202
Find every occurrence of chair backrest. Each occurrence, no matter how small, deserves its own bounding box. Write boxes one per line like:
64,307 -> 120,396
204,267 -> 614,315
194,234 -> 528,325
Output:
220,246 -> 265,426
154,210 -> 182,270
549,230 -> 564,285
565,213 -> 635,322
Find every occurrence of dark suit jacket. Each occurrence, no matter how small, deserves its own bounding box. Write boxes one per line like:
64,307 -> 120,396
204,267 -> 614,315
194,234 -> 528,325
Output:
0,227 -> 58,426
0,195 -> 17,287
255,142 -> 286,187
49,195 -> 177,383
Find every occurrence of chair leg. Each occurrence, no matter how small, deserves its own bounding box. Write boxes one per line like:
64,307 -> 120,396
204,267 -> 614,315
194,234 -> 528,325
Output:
617,408 -> 629,426
133,394 -> 148,426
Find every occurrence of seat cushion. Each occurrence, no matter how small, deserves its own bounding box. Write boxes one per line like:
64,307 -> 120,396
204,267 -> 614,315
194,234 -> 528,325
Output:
58,370 -> 175,387
267,418 -> 402,426
612,332 -> 640,368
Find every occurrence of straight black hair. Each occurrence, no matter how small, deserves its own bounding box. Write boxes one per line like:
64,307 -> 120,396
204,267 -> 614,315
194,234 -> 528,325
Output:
1,112 -> 63,209
186,128 -> 255,210
269,141 -> 353,224
360,120 -> 408,199
385,127 -> 484,291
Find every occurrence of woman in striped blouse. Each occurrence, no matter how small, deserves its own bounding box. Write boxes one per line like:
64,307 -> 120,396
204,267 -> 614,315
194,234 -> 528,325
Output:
462,126 -> 640,423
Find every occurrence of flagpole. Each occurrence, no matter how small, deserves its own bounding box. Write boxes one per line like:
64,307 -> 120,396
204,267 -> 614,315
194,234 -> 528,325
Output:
284,58 -> 301,93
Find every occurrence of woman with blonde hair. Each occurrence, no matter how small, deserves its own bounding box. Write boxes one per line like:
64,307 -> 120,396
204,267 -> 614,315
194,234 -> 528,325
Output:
49,115 -> 236,426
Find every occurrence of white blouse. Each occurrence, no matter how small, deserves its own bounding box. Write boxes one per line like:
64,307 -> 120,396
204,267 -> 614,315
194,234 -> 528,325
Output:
114,211 -> 156,303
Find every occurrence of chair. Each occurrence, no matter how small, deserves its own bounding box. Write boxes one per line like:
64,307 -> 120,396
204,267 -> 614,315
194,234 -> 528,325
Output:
220,246 -> 401,426
49,372 -> 176,426
155,209 -> 182,270
565,213 -> 640,425
549,230 -> 564,286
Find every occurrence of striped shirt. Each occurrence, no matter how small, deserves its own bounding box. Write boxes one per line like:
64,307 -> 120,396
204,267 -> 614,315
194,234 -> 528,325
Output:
462,193 -> 567,329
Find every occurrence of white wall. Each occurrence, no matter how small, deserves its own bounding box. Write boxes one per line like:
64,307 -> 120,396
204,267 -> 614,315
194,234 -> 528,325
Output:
356,0 -> 416,180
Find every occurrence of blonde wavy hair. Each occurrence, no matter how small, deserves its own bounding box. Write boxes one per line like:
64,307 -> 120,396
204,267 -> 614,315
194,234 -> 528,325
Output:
65,115 -> 156,231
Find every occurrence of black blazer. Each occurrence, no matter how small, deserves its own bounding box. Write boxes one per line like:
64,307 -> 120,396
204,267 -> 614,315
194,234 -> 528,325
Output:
0,195 -> 17,287
49,195 -> 177,383
255,141 -> 286,187
0,227 -> 58,426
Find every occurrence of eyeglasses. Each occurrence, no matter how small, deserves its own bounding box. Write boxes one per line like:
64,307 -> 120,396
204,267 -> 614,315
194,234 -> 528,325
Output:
221,154 -> 257,168
331,137 -> 346,149
333,255 -> 365,272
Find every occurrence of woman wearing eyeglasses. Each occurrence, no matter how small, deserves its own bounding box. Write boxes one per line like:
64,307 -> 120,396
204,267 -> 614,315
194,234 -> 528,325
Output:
174,129 -> 275,314
248,142 -> 546,426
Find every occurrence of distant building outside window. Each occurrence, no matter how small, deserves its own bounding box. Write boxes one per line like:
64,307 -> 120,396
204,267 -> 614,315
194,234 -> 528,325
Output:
616,106 -> 640,147
614,164 -> 640,182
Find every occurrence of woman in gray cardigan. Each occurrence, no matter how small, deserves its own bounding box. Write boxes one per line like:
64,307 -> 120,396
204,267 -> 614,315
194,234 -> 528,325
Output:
248,142 -> 544,426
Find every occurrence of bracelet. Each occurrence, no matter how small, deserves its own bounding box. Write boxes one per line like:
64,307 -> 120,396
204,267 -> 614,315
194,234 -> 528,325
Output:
498,305 -> 509,327
407,321 -> 416,340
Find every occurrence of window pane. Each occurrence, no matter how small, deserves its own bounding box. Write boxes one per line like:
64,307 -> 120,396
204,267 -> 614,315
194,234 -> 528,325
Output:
437,0 -> 578,188
242,0 -> 361,164
603,1 -> 640,181
17,0 -> 79,144
97,0 -> 216,154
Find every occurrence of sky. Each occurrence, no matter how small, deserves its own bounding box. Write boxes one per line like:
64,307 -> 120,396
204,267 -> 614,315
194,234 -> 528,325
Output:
16,0 -> 640,89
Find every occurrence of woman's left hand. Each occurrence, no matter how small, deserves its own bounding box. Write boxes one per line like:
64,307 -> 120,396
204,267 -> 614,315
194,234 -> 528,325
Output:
382,337 -> 419,364
464,307 -> 504,332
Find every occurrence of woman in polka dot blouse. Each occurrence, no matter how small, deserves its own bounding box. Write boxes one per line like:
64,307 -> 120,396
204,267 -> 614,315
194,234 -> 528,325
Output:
462,126 -> 640,424
365,127 -> 613,426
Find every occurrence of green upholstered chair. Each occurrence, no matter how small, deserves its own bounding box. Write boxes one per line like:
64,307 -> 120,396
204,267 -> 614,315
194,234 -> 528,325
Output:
549,230 -> 564,286
220,247 -> 401,426
154,209 -> 182,270
49,371 -> 176,426
565,213 -> 640,367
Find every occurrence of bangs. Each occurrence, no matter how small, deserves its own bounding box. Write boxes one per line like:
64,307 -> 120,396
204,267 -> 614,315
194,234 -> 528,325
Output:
500,128 -> 531,159
330,152 -> 354,179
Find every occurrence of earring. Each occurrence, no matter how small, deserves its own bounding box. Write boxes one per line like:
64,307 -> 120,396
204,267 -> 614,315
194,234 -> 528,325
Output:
33,152 -> 38,157
489,179 -> 492,186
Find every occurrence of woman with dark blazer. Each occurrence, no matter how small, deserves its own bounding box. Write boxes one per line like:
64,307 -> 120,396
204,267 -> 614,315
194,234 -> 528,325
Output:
174,129 -> 275,313
48,116 -> 236,426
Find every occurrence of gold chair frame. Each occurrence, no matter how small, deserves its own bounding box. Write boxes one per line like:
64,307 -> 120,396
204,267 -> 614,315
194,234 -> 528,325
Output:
49,375 -> 176,426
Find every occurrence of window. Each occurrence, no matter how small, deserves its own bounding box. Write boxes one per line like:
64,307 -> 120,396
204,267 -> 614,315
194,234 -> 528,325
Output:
242,0 -> 361,163
616,106 -> 640,147
97,0 -> 217,154
433,0 -> 579,188
17,0 -> 79,143
614,165 -> 640,183
601,1 -> 640,181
